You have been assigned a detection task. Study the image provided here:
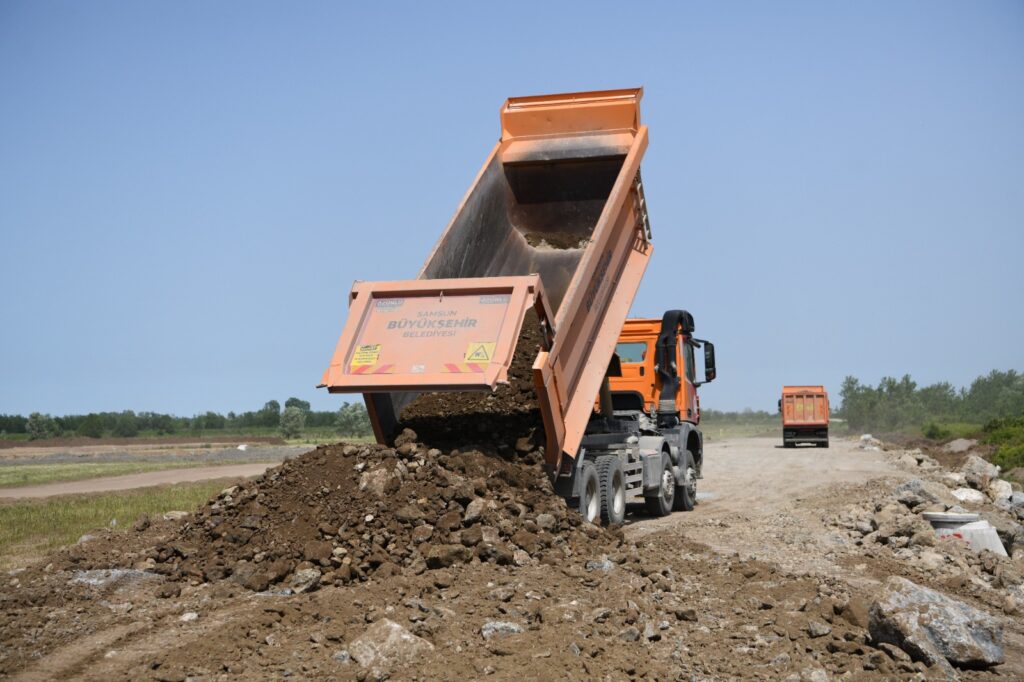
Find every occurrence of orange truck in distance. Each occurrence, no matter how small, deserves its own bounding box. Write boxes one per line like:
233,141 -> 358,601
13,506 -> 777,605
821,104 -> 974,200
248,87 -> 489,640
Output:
779,386 -> 830,448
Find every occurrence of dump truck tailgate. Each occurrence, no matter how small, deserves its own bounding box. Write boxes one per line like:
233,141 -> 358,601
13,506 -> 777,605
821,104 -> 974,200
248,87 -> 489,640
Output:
320,276 -> 549,393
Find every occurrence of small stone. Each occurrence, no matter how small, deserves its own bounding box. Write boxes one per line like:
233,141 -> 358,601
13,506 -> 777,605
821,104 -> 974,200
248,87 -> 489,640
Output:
290,568 -> 321,593
481,621 -> 523,639
618,626 -> 641,642
179,611 -> 199,622
332,650 -> 351,663
807,621 -> 831,638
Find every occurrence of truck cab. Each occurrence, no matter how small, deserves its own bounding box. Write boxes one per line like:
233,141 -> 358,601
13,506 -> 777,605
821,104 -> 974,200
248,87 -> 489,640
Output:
572,310 -> 716,523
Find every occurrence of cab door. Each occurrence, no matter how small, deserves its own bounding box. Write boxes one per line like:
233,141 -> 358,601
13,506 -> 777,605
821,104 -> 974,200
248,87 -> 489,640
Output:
678,338 -> 699,423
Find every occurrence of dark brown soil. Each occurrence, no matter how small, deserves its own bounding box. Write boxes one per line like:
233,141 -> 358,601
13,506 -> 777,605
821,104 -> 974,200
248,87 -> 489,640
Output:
523,231 -> 589,249
133,434 -> 606,593
399,310 -> 545,451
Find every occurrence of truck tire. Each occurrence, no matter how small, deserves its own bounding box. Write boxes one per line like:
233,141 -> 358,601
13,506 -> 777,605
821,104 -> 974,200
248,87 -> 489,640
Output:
596,455 -> 626,525
577,462 -> 601,524
644,455 -> 675,517
817,441 -> 829,449
673,451 -> 697,512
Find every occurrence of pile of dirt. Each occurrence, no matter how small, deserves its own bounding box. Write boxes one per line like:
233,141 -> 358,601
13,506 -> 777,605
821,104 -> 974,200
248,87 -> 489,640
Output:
398,310 -> 545,451
147,431 -> 608,593
523,231 -> 589,249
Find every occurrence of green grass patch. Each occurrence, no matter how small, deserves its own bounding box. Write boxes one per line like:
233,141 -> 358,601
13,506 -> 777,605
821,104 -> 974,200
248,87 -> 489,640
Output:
921,422 -> 983,440
0,481 -> 224,569
983,415 -> 1024,472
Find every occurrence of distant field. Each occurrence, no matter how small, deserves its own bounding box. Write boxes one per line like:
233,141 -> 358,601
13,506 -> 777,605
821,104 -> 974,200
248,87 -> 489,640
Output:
0,460 -> 278,489
0,480 -> 227,570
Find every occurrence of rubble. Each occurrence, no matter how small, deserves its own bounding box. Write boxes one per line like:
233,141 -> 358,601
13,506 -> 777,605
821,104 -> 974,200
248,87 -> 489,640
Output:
869,576 -> 1004,672
147,435 -> 607,591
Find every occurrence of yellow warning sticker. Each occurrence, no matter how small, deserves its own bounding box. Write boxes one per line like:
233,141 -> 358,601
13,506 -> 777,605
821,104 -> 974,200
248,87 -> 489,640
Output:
350,344 -> 382,367
464,341 -> 496,363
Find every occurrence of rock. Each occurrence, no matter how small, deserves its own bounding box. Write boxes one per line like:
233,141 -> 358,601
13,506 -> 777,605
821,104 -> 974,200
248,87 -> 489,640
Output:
393,428 -> 418,447
675,608 -> 698,622
348,618 -> 434,669
396,505 -> 425,524
917,550 -> 945,572
289,568 -> 321,593
859,434 -> 881,450
481,621 -> 523,639
962,454 -> 1000,490
1011,492 -> 1024,508
584,558 -> 614,572
411,524 -> 434,543
463,498 -> 486,524
869,576 -> 1003,671
951,488 -> 987,505
941,472 -> 967,489
988,479 -> 1013,503
179,611 -> 199,622
162,511 -> 189,521
944,438 -> 978,454
303,540 -> 333,564
618,626 -> 641,642
807,621 -> 831,638
425,544 -> 471,569
332,650 -> 351,664
512,549 -> 531,567
535,513 -> 556,531
894,478 -> 938,503
643,621 -> 660,641
133,514 -> 151,532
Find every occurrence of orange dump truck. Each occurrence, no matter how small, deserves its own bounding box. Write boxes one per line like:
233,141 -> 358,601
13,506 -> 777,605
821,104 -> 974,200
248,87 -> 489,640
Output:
779,386 -> 830,448
320,88 -> 716,524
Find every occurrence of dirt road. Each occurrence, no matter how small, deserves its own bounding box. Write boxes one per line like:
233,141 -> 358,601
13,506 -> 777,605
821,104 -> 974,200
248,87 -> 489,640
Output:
0,463 -> 277,499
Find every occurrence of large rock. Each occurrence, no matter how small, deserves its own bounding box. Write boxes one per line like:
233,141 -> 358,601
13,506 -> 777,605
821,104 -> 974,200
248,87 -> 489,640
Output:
987,479 -> 1013,503
349,618 -> 434,669
944,438 -> 978,454
869,576 -> 1003,672
950,488 -> 987,505
961,455 -> 1000,490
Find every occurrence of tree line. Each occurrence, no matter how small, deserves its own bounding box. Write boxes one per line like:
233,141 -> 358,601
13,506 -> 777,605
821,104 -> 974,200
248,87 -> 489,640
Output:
0,398 -> 373,441
838,369 -> 1024,432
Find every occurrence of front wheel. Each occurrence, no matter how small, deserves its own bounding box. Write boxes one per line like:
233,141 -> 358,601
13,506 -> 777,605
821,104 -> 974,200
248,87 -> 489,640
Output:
596,455 -> 626,525
673,451 -> 697,511
577,462 -> 601,524
644,455 -> 675,517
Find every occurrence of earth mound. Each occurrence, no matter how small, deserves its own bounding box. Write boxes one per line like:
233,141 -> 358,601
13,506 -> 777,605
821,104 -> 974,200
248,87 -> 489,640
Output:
150,431 -> 608,592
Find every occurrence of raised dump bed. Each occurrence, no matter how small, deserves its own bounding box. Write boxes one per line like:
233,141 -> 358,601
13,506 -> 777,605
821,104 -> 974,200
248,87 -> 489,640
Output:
321,88 -> 653,473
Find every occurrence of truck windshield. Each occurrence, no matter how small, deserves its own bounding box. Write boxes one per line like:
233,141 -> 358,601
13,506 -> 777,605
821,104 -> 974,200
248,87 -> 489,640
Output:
615,342 -> 647,363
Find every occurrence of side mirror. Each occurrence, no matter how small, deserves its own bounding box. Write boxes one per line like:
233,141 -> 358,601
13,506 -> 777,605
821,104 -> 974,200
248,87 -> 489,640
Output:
703,341 -> 716,383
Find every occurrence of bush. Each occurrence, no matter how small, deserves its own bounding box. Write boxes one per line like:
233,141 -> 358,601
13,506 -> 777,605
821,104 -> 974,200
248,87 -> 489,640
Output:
335,402 -> 372,437
77,414 -> 105,439
983,414 -> 1024,472
279,406 -> 305,439
26,413 -> 60,440
922,422 -> 951,440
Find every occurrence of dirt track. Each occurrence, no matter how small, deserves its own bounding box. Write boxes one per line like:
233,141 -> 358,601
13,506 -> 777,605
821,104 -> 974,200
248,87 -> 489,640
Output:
2,436 -> 1022,680
0,463 -> 277,499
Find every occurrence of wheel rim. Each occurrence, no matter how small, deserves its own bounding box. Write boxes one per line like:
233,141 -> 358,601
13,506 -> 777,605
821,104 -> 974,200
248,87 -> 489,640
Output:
612,470 -> 625,517
585,475 -> 600,522
661,468 -> 674,503
685,466 -> 697,499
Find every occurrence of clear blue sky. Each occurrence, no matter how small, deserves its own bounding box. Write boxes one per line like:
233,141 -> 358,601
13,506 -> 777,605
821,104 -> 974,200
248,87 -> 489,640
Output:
2,1 -> 1022,416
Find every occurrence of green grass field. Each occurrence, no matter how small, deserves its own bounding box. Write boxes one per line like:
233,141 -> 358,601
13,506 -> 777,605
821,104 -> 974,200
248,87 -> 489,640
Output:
0,481 -> 225,569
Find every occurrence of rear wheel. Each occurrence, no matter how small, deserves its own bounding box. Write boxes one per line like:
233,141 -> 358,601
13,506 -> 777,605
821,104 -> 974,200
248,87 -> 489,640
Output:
644,455 -> 675,517
596,455 -> 626,525
673,451 -> 697,511
577,462 -> 601,524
